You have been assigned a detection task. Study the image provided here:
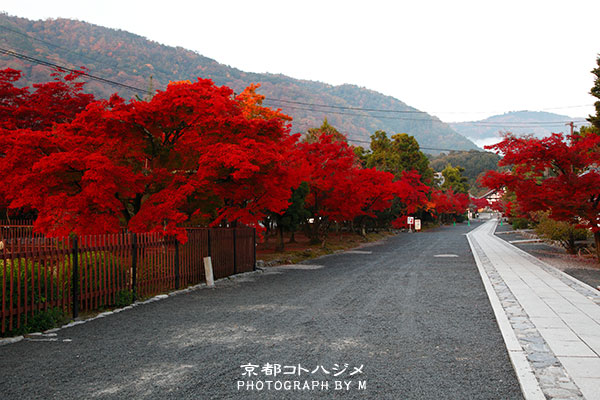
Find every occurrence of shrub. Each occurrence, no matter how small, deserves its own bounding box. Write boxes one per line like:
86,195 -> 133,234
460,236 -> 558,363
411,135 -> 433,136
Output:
510,218 -> 531,230
2,307 -> 68,337
114,289 -> 133,307
534,215 -> 590,254
25,307 -> 68,333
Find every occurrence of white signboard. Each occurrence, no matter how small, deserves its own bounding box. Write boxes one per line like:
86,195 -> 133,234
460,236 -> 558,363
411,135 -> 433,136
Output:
414,219 -> 421,231
407,216 -> 414,225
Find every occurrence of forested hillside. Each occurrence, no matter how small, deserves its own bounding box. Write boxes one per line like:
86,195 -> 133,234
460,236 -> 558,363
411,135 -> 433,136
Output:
0,13 -> 478,151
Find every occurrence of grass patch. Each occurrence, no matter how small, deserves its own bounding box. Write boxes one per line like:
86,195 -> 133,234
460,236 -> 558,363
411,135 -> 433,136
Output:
2,307 -> 69,337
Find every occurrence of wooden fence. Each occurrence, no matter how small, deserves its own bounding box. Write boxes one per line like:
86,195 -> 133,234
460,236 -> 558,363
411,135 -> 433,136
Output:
1,227 -> 255,334
0,220 -> 35,226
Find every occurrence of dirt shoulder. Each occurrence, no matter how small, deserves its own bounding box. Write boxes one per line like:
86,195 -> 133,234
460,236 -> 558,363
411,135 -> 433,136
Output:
256,230 -> 396,266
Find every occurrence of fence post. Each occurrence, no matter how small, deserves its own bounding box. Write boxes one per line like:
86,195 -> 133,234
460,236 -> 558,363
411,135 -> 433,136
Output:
233,228 -> 237,274
72,236 -> 79,319
131,233 -> 137,302
174,238 -> 180,290
253,228 -> 256,271
207,229 -> 211,257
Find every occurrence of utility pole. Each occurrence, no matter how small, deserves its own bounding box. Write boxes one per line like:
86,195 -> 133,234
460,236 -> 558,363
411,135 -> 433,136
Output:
566,121 -> 575,135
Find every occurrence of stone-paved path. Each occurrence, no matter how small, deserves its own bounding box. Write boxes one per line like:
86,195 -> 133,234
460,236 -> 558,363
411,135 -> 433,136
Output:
468,219 -> 600,400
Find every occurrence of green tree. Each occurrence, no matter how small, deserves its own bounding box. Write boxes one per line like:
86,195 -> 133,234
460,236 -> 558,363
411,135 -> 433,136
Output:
274,182 -> 311,251
364,131 -> 434,183
441,164 -> 469,194
429,150 -> 501,196
303,119 -> 347,143
589,55 -> 600,131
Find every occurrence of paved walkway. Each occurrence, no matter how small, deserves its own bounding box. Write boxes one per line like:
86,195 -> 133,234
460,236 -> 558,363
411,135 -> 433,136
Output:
468,219 -> 600,400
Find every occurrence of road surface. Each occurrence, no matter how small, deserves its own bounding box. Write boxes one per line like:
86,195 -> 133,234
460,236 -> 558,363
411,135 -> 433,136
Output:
0,221 -> 523,399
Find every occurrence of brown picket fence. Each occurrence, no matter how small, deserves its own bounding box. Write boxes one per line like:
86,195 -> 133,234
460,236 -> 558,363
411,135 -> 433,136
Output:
0,227 -> 255,334
0,220 -> 35,226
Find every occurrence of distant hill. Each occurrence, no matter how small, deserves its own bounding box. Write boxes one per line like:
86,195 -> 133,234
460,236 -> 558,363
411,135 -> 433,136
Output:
0,13 -> 478,152
450,111 -> 589,148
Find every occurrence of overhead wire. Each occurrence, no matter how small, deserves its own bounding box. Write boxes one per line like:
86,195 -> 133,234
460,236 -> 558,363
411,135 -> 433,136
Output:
0,29 -> 590,127
344,137 -> 479,153
0,34 -> 589,152
0,23 -> 121,70
0,47 -> 148,94
263,97 -> 427,114
0,21 -> 165,91
0,46 -> 485,152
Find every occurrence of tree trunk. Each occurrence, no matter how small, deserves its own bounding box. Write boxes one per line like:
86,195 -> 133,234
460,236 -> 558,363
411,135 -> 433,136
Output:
309,219 -> 321,245
276,223 -> 285,252
288,231 -> 296,243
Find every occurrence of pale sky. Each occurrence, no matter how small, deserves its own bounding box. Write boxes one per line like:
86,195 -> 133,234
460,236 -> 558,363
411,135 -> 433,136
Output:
1,0 -> 599,122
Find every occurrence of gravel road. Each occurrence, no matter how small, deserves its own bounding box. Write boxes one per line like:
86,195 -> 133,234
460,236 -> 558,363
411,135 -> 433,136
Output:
0,221 -> 523,399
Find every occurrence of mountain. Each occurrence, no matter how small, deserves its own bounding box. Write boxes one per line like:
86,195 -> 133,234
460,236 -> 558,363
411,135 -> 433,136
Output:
450,111 -> 589,148
0,13 -> 478,152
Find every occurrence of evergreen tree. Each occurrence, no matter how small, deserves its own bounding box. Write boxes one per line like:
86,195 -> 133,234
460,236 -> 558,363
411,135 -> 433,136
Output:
589,55 -> 600,131
275,182 -> 311,250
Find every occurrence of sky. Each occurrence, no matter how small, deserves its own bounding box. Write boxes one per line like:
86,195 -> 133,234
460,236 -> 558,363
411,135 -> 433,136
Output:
1,0 -> 599,123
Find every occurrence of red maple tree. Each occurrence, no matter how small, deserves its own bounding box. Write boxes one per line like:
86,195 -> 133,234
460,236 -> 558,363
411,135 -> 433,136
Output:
0,74 -> 300,241
0,68 -> 94,131
481,133 -> 600,259
297,133 -> 362,243
429,188 -> 470,222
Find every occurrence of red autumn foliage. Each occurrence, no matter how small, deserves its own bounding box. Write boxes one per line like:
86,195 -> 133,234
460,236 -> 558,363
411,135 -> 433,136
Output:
470,196 -> 490,210
430,189 -> 469,217
394,170 -> 431,214
1,68 -> 444,243
296,134 -> 430,241
297,134 -> 362,230
0,68 -> 94,131
0,72 -> 300,241
481,132 -> 600,257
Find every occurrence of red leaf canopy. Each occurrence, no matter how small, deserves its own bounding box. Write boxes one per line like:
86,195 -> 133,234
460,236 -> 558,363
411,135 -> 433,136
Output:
481,133 -> 600,233
0,74 -> 300,241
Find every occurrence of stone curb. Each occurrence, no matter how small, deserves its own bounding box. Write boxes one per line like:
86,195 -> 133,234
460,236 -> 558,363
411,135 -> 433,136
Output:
0,335 -> 24,347
467,224 -> 546,400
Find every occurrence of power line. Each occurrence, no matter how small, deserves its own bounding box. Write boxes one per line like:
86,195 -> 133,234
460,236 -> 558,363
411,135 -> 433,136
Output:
0,46 -> 481,152
265,97 -> 593,116
455,120 -> 588,127
0,45 -> 589,129
0,47 -> 148,94
0,23 -> 119,70
263,97 -> 427,114
0,22 -> 593,119
344,137 -> 481,153
269,103 -> 443,122
267,102 -> 588,127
